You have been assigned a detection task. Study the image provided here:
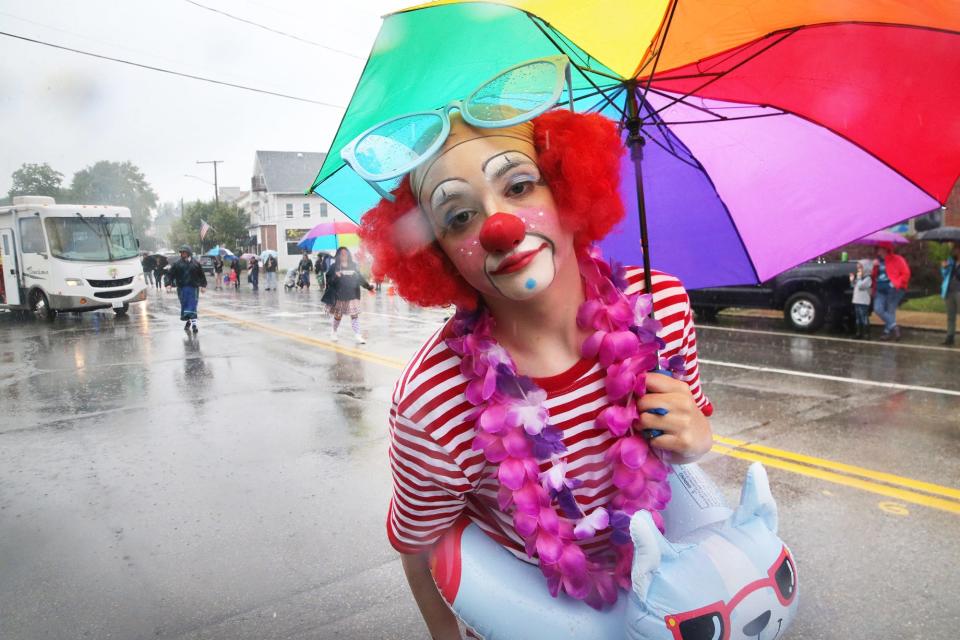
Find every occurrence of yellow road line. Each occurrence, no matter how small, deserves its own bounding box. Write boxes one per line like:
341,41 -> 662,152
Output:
714,435 -> 960,502
205,308 -> 407,369
210,306 -> 960,514
712,444 -> 960,515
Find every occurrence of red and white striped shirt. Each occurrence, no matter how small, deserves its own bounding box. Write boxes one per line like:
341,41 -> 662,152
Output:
387,268 -> 712,558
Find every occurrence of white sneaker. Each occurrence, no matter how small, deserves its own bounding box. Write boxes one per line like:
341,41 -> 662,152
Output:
330,328 -> 339,342
354,332 -> 366,344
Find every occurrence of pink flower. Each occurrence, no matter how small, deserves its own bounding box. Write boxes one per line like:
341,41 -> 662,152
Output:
472,431 -> 508,463
598,330 -> 640,368
596,403 -> 639,437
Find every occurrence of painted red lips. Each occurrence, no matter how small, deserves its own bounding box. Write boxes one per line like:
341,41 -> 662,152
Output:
489,242 -> 549,276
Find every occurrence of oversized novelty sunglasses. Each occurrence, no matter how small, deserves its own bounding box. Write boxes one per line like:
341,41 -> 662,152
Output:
663,546 -> 797,640
340,55 -> 573,200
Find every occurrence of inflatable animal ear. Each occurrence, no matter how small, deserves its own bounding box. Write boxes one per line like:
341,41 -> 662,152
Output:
733,462 -> 778,533
629,510 -> 679,601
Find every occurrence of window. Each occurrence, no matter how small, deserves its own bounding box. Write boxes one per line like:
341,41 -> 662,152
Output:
303,203 -> 311,217
285,203 -> 294,218
285,228 -> 311,255
19,217 -> 47,254
320,202 -> 328,218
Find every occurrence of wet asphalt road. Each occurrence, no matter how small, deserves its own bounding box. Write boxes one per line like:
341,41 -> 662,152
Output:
0,285 -> 958,640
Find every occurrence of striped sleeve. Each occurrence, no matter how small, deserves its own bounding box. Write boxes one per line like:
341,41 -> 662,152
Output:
387,404 -> 471,554
623,268 -> 713,416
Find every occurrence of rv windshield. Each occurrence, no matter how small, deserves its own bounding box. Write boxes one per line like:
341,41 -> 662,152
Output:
44,217 -> 139,262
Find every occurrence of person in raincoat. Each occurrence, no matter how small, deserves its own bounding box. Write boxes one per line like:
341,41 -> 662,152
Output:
321,246 -> 374,343
166,245 -> 207,332
249,256 -> 260,291
871,242 -> 910,340
297,251 -> 313,290
941,242 -> 960,346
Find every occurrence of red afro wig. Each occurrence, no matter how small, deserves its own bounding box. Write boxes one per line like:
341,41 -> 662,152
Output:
358,110 -> 625,309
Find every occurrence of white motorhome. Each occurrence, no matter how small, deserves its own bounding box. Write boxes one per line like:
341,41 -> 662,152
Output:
0,196 -> 147,319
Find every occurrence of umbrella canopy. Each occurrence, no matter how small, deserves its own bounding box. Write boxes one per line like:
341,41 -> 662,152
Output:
297,233 -> 360,252
239,253 -> 257,261
854,230 -> 910,246
308,1 -> 960,290
916,226 -> 960,242
302,220 -> 360,241
260,249 -> 278,261
206,245 -> 235,257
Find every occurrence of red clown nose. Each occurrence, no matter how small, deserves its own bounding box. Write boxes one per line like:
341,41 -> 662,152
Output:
479,213 -> 526,254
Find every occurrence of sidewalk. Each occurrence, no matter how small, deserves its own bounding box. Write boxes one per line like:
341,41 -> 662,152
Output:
719,308 -> 947,332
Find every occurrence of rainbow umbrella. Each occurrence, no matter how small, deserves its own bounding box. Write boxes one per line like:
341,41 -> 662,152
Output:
307,1 -> 960,290
297,220 -> 361,252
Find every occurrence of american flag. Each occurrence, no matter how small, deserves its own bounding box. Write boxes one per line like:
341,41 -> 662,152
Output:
200,220 -> 212,240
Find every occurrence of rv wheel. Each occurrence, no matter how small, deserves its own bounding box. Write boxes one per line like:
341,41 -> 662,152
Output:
30,290 -> 57,321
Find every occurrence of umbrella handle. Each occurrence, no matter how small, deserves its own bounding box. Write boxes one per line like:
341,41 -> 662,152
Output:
642,367 -> 672,439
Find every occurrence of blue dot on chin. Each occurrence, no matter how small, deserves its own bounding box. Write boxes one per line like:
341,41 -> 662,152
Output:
525,278 -> 537,290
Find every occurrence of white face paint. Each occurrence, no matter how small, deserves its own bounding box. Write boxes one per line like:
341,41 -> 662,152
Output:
419,135 -> 575,303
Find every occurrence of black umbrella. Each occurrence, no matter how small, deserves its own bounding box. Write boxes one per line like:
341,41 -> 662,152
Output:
916,227 -> 960,242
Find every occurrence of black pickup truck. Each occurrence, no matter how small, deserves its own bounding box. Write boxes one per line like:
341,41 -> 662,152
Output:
689,260 -> 858,332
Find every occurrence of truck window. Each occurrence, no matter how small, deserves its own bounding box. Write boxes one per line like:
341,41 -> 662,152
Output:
19,218 -> 47,254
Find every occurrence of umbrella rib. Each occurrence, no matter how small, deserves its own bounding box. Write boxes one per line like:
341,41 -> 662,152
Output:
636,0 -> 680,111
525,14 -> 628,120
645,29 -> 798,120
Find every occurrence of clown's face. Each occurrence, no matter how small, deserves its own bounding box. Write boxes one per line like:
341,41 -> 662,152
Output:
418,135 -> 575,302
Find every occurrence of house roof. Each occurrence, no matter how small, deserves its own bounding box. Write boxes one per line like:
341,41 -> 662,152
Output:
254,151 -> 327,194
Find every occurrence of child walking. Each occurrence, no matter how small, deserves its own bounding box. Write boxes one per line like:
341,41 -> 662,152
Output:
851,260 -> 873,339
321,247 -> 374,344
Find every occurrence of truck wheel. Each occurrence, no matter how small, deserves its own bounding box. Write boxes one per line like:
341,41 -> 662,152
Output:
30,290 -> 57,322
784,292 -> 824,332
692,306 -> 719,322
113,303 -> 130,317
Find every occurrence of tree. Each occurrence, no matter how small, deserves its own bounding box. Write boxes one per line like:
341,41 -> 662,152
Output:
69,161 -> 158,244
9,163 -> 64,200
168,200 -> 248,253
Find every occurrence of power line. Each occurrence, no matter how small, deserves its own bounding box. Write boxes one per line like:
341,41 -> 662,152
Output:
183,0 -> 363,59
0,30 -> 345,108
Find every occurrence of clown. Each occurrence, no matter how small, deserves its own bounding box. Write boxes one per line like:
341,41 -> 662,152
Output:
353,59 -> 715,639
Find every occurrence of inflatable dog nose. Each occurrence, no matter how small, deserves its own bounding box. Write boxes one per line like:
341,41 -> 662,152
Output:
479,213 -> 525,253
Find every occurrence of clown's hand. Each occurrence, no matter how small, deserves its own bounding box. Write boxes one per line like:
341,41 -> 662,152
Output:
636,373 -> 712,464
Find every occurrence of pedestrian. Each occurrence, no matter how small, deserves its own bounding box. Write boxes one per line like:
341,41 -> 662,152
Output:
141,253 -> 155,286
231,257 -> 241,290
213,256 -> 224,290
871,241 -> 911,340
314,253 -> 326,288
321,246 -> 374,343
850,260 -> 872,339
264,254 -> 278,290
165,245 -> 207,333
941,241 -> 960,346
297,251 -> 313,290
354,108 -> 713,636
249,256 -> 260,291
153,256 -> 166,290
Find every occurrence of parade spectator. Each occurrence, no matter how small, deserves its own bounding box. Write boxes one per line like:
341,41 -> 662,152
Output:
249,256 -> 260,291
314,253 -> 327,288
298,251 -> 313,290
941,242 -> 960,347
165,245 -> 207,333
322,246 -> 374,343
153,256 -> 166,291
231,257 -> 241,290
871,242 -> 910,341
264,255 -> 278,290
141,253 -> 155,286
213,256 -> 224,290
850,260 -> 872,339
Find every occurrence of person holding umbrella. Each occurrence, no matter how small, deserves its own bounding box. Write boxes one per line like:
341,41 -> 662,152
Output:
213,255 -> 224,290
871,242 -> 911,341
941,242 -> 960,346
152,255 -> 167,291
321,246 -> 374,343
352,102 -> 713,631
166,245 -> 207,333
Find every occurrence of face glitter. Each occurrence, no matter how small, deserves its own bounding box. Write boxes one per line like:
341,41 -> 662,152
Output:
525,278 -> 537,290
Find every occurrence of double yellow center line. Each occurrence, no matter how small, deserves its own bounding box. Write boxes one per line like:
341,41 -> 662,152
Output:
206,307 -> 960,516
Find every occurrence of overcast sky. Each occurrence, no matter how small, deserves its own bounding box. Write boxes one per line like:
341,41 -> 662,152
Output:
0,0 -> 404,205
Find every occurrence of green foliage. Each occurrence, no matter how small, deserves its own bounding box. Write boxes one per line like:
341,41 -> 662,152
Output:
69,161 -> 158,247
168,200 -> 248,253
901,294 -> 946,313
9,163 -> 64,199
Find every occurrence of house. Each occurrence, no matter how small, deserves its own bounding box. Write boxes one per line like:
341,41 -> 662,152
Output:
246,151 -> 351,269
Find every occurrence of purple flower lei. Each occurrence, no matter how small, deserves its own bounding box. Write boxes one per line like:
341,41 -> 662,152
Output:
445,248 -> 673,610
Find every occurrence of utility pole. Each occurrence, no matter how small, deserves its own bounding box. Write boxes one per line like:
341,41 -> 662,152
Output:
196,160 -> 223,205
